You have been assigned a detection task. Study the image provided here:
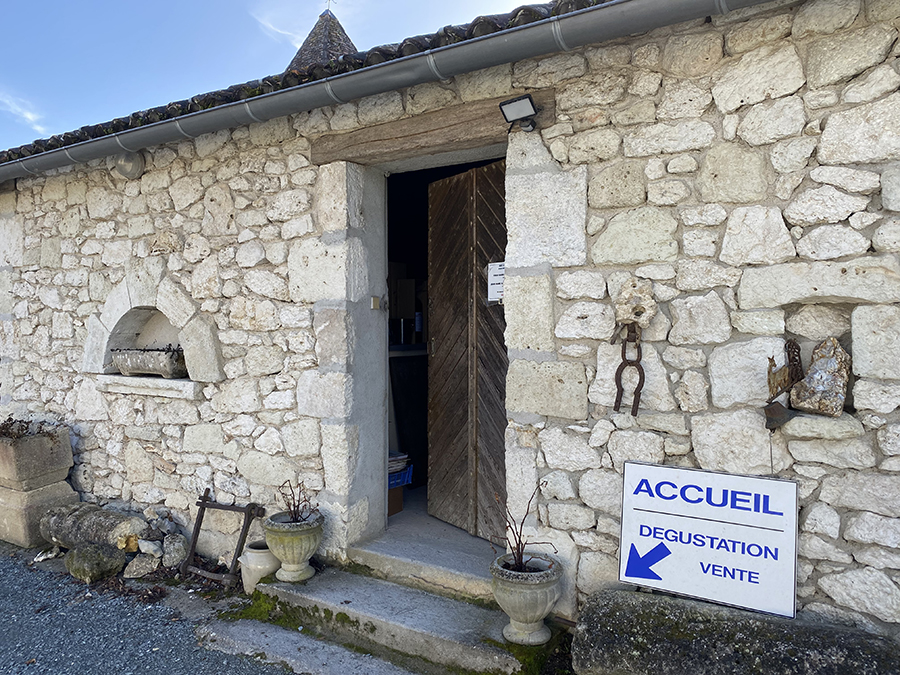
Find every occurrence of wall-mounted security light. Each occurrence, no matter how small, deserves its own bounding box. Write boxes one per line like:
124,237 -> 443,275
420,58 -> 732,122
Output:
499,94 -> 539,132
114,152 -> 145,180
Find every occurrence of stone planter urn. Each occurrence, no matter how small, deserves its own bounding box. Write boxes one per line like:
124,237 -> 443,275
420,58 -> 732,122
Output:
238,539 -> 282,594
263,511 -> 324,582
111,347 -> 188,379
490,552 -> 563,645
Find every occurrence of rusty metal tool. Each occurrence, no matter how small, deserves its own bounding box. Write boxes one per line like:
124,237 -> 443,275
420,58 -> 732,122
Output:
613,323 -> 645,417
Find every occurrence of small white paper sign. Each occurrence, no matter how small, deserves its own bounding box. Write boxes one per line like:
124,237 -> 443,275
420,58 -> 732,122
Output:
488,262 -> 505,303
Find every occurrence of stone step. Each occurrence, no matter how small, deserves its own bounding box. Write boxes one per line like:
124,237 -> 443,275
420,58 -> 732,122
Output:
257,568 -> 521,675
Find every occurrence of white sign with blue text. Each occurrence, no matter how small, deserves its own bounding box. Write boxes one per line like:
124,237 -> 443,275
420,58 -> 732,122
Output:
619,462 -> 798,618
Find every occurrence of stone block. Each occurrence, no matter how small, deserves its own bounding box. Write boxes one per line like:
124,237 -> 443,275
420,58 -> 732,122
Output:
288,237 -> 350,303
844,511 -> 900,548
785,305 -> 850,340
623,120 -> 715,157
539,427 -> 601,472
579,469 -> 622,514
607,430 -> 664,472
781,413 -> 864,440
555,302 -> 615,341
810,166 -> 881,195
675,260 -> 741,291
156,277 -> 197,329
697,144 -> 768,203
211,378 -> 261,414
806,24 -> 897,90
737,96 -> 806,146
692,409 -> 791,475
548,502 -> 596,531
296,371 -> 350,419
819,93 -> 900,164
591,206 -> 678,265
796,225 -> 869,260
788,438 -> 876,469
236,451 -> 299,488
669,291 -> 732,346
573,589 -> 900,675
708,337 -> 784,408
785,187 -> 870,226
506,360 -> 588,420
711,44 -> 805,114
801,502 -> 841,539
179,314 -> 225,383
657,80 -> 712,120
556,271 -> 606,300
588,161 -> 645,209
730,309 -> 785,335
504,275 -> 555,352
662,32 -> 723,77
819,568 -> 900,624
820,472 -> 900,517
316,162 -> 364,232
852,305 -> 900,379
771,137 -> 818,174
725,14 -> 793,55
567,128 -> 621,164
0,482 -> 79,548
506,167 -> 587,268
792,0 -> 861,39
737,256 -> 900,308
854,379 -> 900,413
0,427 -> 73,491
313,309 -> 350,368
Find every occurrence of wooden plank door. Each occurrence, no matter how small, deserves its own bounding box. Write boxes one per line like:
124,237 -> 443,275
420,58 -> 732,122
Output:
427,160 -> 507,542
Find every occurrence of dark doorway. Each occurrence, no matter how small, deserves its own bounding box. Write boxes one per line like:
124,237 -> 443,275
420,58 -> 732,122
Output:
386,158 -> 508,543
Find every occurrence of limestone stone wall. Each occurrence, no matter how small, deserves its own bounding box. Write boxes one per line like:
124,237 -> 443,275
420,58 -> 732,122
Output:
0,0 -> 899,637
500,0 -> 900,634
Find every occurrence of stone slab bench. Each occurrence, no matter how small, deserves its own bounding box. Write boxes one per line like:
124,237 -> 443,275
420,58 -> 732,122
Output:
573,590 -> 899,675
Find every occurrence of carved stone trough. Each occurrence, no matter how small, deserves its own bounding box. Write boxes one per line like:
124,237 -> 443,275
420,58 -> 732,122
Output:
111,346 -> 188,379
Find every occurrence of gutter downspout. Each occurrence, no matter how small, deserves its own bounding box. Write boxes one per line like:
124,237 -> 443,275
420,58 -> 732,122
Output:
0,0 -> 771,183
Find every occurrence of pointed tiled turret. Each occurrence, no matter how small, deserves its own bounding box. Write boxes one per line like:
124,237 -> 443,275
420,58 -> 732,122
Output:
285,9 -> 357,72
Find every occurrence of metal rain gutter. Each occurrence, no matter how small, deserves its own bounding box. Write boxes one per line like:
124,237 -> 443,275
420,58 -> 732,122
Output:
0,0 -> 771,183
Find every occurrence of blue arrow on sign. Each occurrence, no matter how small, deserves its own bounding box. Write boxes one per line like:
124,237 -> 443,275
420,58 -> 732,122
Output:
625,542 -> 672,580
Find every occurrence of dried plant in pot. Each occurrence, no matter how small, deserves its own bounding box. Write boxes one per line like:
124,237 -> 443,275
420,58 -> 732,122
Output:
263,480 -> 324,582
489,484 -> 562,646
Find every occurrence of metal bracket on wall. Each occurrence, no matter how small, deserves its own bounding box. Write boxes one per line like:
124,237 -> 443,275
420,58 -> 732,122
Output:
179,488 -> 266,587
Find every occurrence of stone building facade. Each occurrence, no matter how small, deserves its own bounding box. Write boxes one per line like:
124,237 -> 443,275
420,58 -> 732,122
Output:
2,0 -> 900,636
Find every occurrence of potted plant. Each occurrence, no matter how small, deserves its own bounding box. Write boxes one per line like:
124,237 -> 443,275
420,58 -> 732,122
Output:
263,480 -> 324,582
489,485 -> 562,646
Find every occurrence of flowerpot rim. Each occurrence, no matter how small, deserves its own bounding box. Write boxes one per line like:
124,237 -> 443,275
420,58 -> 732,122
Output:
263,510 -> 324,532
490,552 -> 563,584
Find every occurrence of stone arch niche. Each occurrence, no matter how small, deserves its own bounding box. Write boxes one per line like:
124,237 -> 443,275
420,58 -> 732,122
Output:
83,257 -> 225,383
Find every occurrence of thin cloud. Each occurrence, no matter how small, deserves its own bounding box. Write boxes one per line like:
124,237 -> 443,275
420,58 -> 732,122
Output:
251,11 -> 308,48
0,90 -> 47,138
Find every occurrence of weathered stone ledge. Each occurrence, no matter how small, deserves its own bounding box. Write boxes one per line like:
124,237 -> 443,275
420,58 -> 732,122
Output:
573,590 -> 900,675
95,374 -> 204,400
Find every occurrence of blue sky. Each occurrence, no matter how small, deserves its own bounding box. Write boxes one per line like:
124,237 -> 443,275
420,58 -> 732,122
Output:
0,0 -> 526,152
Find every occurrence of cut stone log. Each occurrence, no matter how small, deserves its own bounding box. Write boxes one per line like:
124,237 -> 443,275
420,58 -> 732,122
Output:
40,502 -> 149,549
573,590 -> 900,675
65,543 -> 127,583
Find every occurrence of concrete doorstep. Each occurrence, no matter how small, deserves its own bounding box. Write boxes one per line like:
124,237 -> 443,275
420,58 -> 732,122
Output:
255,567 -> 523,675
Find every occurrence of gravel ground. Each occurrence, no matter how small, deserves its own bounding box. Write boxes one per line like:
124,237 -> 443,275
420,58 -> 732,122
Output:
0,541 -> 288,675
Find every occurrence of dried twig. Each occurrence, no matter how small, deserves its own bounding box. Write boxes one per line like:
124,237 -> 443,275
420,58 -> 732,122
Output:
493,481 -> 557,572
277,480 -> 319,523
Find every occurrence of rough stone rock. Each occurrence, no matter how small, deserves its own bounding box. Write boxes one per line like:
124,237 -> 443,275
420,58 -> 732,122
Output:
708,337 -> 785,408
296,371 -> 348,419
606,430 -> 664,472
662,33 -> 723,77
663,346 -> 707,369
784,186 -> 870,226
855,547 -> 900,570
574,589 -> 900,675
819,93 -> 900,164
792,0 -> 861,39
820,473 -> 900,517
567,128 -> 621,164
692,409 -> 792,475
591,207 -> 678,264
850,211 -> 882,231
635,264 -> 676,281
577,551 -> 619,595
697,144 -> 768,203
674,370 -> 709,412
65,543 -> 127,583
796,225 -> 869,260
623,120 -> 715,157
657,80 -> 713,120
800,532 -> 854,563
789,438 -> 876,469
844,511 -> 900,548
854,379 -> 900,413
782,412 -> 864,440
675,260 -> 741,291
730,309 -> 785,335
737,256 -> 900,308
842,63 -> 900,104
725,14 -> 793,54
737,96 -> 806,146
877,424 -> 900,456
719,206 -> 796,266
556,271 -> 606,300
711,44 -> 806,114
852,305 -> 900,379
558,72 -> 628,111
588,161 -> 645,209
682,230 -> 718,258
578,469 -> 622,514
541,470 -> 577,501
40,502 -> 149,549
539,427 -> 602,472
872,218 -> 900,252
506,167 -> 587,268
505,274 -> 555,352
588,420 -> 615,447
507,360 -> 588,420
513,54 -> 586,89
668,291 -> 732,345
819,568 -> 900,624
680,204 -> 728,227
771,137 -> 819,174
611,276 -> 657,329
548,502 -> 596,531
589,343 -> 676,412
666,155 -> 698,174
785,305 -> 850,340
806,24 -> 898,89
555,302 -> 616,340
810,166 -> 881,194
123,553 -> 160,579
162,533 -> 189,568
802,502 -> 841,539
790,337 -> 851,417
883,166 -> 900,213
